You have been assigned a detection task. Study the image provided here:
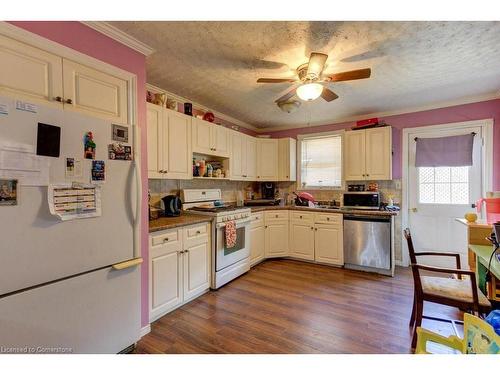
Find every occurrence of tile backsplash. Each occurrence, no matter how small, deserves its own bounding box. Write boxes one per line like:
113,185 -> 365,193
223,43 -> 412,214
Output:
149,178 -> 404,263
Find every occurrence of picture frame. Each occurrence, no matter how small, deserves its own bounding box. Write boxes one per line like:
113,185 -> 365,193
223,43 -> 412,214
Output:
0,179 -> 18,206
112,124 -> 129,143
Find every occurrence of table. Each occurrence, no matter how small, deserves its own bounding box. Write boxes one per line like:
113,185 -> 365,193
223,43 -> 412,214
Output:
456,218 -> 500,302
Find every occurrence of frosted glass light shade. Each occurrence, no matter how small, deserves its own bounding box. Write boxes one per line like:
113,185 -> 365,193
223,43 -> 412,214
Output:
296,82 -> 323,101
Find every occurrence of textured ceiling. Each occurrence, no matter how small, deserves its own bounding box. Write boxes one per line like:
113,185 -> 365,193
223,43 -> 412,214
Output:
110,21 -> 500,130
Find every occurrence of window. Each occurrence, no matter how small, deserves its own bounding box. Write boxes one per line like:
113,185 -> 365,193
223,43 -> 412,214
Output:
418,166 -> 469,204
298,133 -> 343,189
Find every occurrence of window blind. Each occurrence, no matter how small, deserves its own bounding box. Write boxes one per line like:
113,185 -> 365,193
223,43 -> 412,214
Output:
300,135 -> 342,188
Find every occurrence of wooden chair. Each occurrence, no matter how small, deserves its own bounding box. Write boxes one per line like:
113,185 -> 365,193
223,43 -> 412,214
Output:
404,228 -> 491,349
416,313 -> 500,354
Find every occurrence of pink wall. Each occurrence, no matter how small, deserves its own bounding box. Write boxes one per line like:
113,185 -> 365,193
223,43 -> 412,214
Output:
269,99 -> 500,190
9,21 -> 151,328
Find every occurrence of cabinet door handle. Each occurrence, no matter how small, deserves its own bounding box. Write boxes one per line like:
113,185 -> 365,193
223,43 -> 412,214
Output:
196,230 -> 201,234
327,217 -> 330,221
311,227 -> 314,230
184,249 -> 189,253
163,238 -> 169,242
299,215 -> 303,219
315,228 -> 318,231
65,98 -> 73,104
178,250 -> 184,254
54,96 -> 63,102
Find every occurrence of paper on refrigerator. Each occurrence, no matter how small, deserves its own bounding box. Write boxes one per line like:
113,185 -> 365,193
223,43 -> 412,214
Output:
48,183 -> 102,221
0,141 -> 50,186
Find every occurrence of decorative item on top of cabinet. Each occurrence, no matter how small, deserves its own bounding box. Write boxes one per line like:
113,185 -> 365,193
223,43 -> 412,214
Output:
147,103 -> 192,179
344,126 -> 392,181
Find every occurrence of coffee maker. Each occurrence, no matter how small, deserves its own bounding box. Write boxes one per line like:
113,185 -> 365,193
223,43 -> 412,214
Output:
261,182 -> 276,200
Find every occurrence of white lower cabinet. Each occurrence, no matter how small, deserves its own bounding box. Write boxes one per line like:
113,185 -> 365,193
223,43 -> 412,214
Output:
264,211 -> 289,258
249,210 -> 343,267
289,222 -> 315,261
250,212 -> 265,266
314,223 -> 344,266
149,223 -> 210,323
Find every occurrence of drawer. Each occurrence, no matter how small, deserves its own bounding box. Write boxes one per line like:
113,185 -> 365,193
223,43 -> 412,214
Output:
151,229 -> 180,247
314,213 -> 342,225
264,210 -> 289,223
150,229 -> 182,257
185,223 -> 208,238
183,223 -> 209,248
251,213 -> 264,228
290,211 -> 314,223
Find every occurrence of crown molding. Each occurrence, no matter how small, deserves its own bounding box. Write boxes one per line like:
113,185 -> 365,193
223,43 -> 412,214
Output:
146,83 -> 259,133
81,21 -> 155,56
257,91 -> 500,133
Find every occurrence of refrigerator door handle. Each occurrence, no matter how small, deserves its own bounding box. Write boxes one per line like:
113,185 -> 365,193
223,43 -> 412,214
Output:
112,257 -> 143,270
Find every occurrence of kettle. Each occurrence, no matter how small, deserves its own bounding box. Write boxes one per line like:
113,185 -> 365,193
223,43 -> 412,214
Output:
161,195 -> 182,217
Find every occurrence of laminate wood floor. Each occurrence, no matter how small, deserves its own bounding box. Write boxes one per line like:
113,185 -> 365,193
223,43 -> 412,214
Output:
135,259 -> 463,354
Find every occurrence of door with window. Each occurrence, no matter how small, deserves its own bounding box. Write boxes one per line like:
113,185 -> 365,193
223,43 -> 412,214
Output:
407,124 -> 484,268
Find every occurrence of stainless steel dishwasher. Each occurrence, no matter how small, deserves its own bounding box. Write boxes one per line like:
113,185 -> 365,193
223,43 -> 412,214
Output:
343,214 -> 392,276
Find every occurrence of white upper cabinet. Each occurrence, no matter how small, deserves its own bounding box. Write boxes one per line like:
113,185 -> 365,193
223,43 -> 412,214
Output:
229,131 -> 256,181
147,104 -> 192,179
278,138 -> 297,181
230,131 -> 245,180
0,34 -> 63,104
192,117 -> 230,157
245,136 -> 257,180
163,109 -> 192,179
0,34 -> 131,124
365,127 -> 392,180
344,126 -> 392,181
257,139 -> 279,181
344,130 -> 366,180
147,103 -> 162,178
62,59 -> 129,124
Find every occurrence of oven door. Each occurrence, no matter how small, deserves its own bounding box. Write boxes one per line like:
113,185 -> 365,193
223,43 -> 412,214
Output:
216,220 -> 250,271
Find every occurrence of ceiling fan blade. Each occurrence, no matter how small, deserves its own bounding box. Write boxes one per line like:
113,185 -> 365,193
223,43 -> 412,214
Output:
275,87 -> 297,103
321,88 -> 339,102
306,52 -> 328,78
327,68 -> 371,82
257,78 -> 296,83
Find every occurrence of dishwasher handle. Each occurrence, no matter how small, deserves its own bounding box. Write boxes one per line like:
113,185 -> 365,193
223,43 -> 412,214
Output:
343,215 -> 391,223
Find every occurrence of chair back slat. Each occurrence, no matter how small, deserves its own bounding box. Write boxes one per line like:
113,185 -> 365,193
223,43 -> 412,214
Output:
404,228 -> 423,294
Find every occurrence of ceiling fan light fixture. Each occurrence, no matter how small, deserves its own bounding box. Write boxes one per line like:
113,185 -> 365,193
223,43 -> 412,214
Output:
296,82 -> 323,101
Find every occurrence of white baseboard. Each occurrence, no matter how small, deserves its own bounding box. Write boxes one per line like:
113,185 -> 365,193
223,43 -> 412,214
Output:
395,259 -> 408,267
140,324 -> 151,338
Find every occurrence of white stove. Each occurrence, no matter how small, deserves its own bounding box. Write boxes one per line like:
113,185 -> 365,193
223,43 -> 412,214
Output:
181,189 -> 251,289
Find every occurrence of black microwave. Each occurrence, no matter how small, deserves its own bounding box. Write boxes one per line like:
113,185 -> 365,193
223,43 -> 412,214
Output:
343,192 -> 380,210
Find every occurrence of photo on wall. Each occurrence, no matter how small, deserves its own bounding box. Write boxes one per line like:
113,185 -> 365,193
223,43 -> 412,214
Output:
0,179 -> 18,206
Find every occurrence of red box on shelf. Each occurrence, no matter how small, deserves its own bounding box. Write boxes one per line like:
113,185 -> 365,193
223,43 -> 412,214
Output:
355,117 -> 379,128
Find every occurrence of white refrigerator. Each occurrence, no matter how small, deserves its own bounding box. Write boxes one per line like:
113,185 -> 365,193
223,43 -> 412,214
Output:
0,94 -> 141,353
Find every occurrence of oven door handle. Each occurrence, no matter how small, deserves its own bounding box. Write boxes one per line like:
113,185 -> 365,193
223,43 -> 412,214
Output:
216,219 -> 251,229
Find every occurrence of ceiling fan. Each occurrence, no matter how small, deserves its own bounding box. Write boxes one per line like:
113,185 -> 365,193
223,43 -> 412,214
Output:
257,52 -> 371,104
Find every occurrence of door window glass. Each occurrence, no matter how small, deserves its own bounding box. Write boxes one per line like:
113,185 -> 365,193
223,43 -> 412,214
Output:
418,166 -> 469,204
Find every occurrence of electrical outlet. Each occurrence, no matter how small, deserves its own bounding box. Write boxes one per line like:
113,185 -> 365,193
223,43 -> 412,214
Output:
394,180 -> 401,190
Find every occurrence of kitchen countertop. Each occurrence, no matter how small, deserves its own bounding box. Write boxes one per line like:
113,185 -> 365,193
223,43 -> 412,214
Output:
248,205 -> 398,216
149,213 -> 213,233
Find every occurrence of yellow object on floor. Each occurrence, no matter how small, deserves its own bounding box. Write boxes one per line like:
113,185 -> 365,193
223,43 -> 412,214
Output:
416,313 -> 500,354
